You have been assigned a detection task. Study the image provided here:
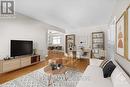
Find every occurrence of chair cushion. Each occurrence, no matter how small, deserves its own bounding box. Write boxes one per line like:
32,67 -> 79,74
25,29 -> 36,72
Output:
103,61 -> 116,78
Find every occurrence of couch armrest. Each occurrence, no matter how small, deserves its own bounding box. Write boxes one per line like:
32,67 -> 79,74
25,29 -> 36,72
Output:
90,59 -> 103,66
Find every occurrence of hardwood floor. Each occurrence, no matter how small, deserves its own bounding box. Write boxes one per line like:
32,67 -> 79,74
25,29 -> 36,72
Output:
0,57 -> 89,84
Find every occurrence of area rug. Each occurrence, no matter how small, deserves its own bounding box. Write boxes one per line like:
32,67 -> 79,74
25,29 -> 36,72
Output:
0,67 -> 82,87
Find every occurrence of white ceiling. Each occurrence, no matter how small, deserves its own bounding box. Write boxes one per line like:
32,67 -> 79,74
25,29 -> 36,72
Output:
16,0 -> 117,30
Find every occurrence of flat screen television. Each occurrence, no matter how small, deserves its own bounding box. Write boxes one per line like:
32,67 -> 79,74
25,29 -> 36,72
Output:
11,40 -> 33,57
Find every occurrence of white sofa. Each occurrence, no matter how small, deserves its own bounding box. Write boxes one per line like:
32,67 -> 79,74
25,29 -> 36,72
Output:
76,59 -> 130,87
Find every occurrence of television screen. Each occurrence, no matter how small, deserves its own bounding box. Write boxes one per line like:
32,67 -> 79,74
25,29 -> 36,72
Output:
11,40 -> 33,57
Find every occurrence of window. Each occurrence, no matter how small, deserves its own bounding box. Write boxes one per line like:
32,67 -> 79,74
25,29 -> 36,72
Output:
52,36 -> 61,45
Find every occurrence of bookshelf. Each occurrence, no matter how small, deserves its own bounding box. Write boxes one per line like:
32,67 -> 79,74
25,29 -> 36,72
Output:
92,32 -> 105,59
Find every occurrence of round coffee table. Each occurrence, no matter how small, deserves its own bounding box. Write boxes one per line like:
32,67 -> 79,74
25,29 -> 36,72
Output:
44,65 -> 68,86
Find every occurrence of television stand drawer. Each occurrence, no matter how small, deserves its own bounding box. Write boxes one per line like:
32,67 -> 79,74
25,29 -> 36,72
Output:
21,57 -> 31,67
3,59 -> 20,72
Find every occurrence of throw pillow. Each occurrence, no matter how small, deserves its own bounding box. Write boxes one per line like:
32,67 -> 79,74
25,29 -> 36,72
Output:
103,61 -> 116,78
99,59 -> 109,68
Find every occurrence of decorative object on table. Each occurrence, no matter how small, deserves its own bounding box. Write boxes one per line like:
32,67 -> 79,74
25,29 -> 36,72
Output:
116,11 -> 128,58
57,64 -> 63,69
50,63 -> 57,70
33,49 -> 37,55
50,63 -> 63,70
48,59 -> 56,70
3,57 -> 14,60
48,59 -> 63,70
33,42 -> 38,55
92,32 -> 104,59
65,34 -> 75,53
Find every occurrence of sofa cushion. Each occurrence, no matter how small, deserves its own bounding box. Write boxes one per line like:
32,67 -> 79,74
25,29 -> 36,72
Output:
103,61 -> 116,78
77,65 -> 112,87
84,65 -> 104,79
76,77 -> 113,87
111,66 -> 130,87
90,59 -> 103,66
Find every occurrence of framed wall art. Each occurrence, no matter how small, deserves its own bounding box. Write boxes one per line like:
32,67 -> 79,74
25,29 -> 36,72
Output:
127,5 -> 130,61
116,11 -> 128,58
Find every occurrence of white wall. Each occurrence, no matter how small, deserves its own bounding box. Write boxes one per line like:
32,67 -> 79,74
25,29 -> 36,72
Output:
113,0 -> 130,21
0,13 -> 48,60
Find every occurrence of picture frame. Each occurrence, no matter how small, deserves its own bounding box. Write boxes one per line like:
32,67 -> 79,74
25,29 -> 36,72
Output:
126,5 -> 130,61
116,11 -> 128,58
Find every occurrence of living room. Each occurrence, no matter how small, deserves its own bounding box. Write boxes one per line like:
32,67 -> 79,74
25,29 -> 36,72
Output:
0,0 -> 130,87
